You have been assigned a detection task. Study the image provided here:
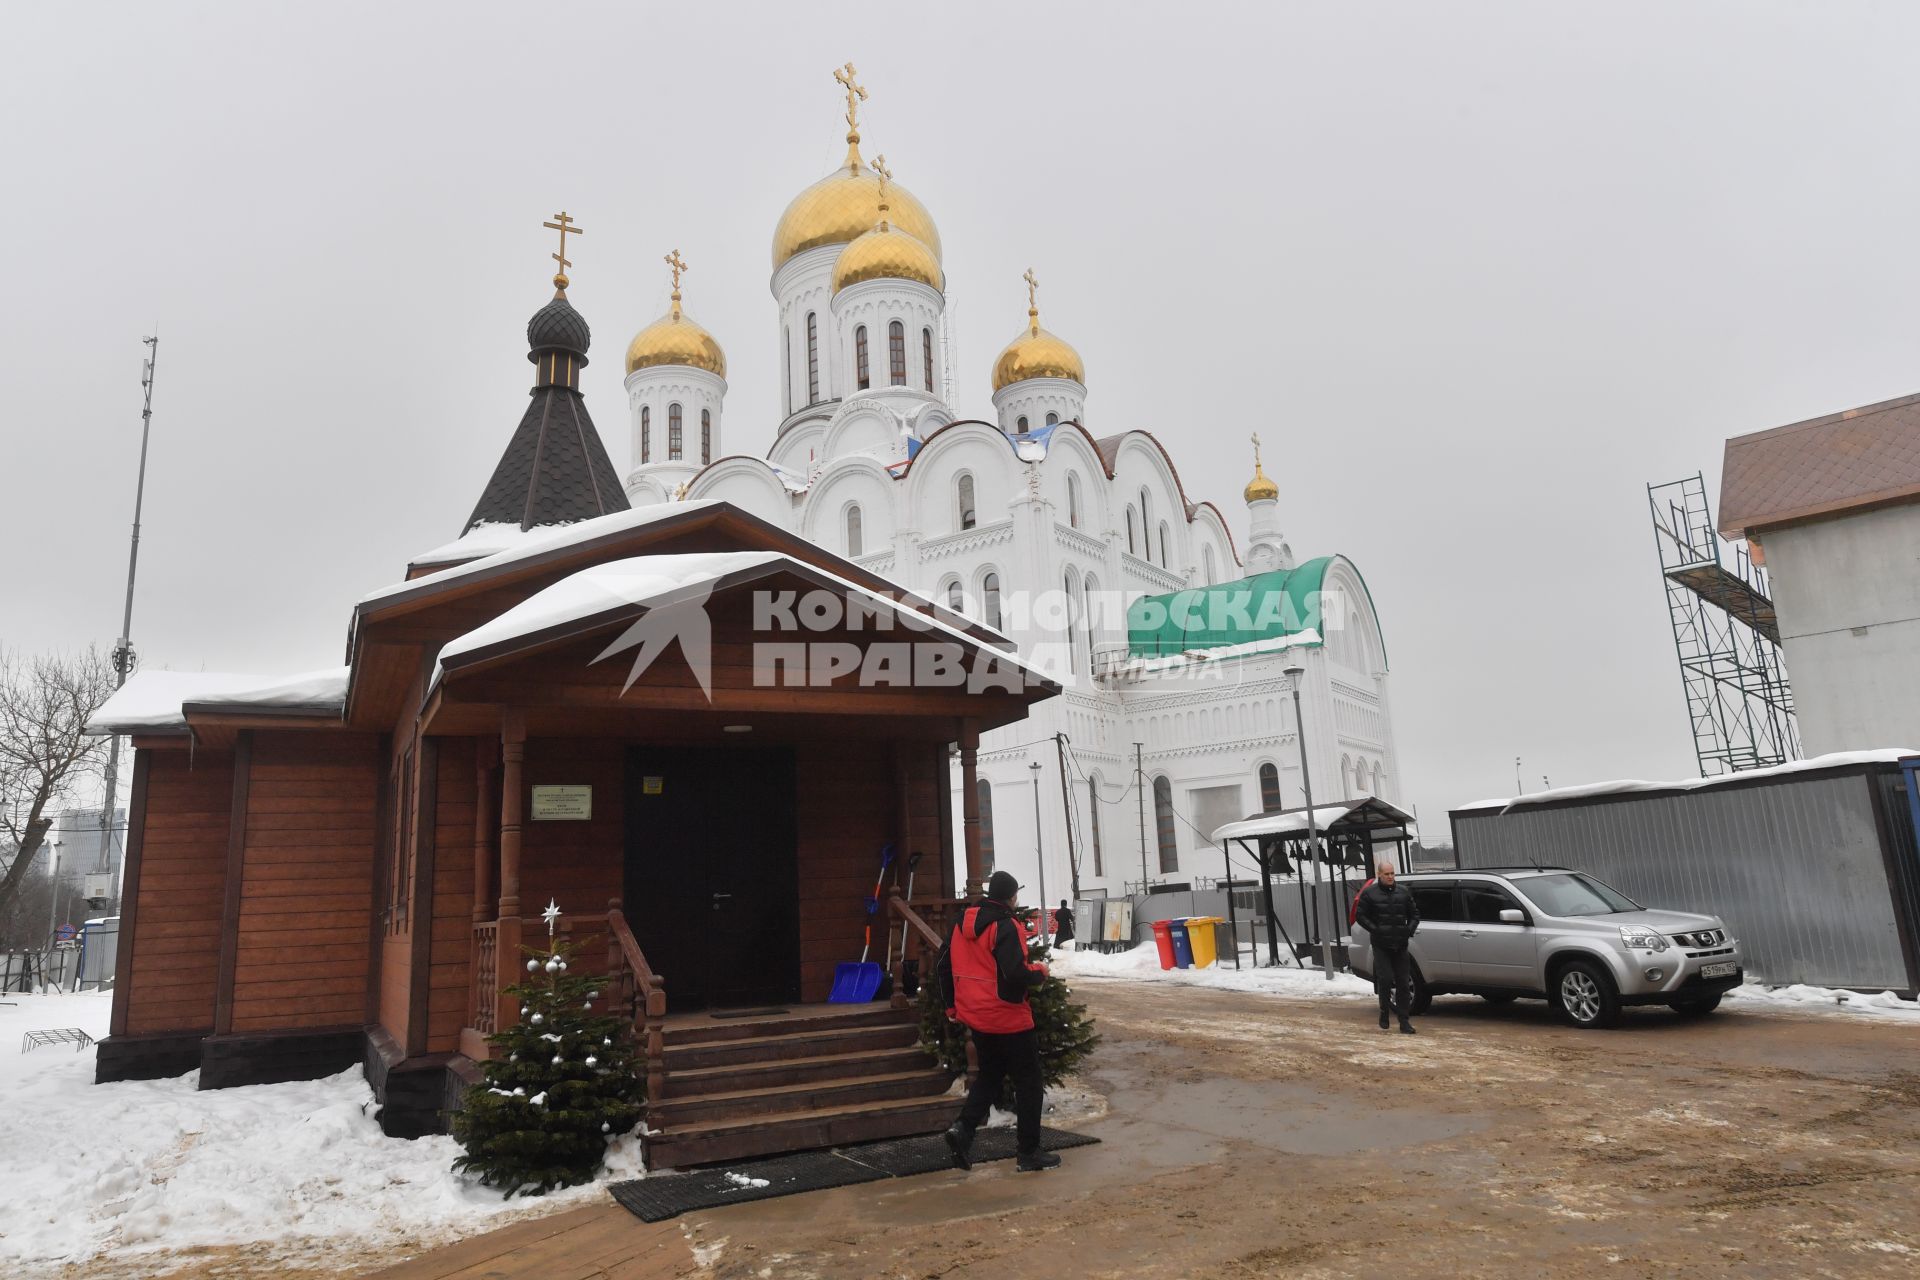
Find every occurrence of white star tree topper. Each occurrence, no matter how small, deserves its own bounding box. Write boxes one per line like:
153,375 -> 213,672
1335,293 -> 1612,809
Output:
541,899 -> 562,936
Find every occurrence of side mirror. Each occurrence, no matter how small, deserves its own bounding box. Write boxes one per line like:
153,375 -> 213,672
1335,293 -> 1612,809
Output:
1498,908 -> 1525,925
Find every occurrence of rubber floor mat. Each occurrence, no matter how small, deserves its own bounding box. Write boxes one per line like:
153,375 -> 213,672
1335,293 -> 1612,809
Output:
606,1126 -> 1101,1222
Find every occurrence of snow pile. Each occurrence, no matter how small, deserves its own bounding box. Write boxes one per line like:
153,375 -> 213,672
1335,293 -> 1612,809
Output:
0,992 -> 640,1276
1458,748 -> 1919,812
1052,944 -> 1375,1000
1725,983 -> 1920,1022
88,667 -> 348,734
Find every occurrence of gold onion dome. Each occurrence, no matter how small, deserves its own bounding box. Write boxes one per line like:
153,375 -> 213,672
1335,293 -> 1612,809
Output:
1244,434 -> 1279,502
832,155 -> 942,294
625,250 -> 727,378
991,270 -> 1084,391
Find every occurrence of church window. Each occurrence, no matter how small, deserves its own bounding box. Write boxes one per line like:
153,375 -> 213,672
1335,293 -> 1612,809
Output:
946,578 -> 965,611
806,313 -> 820,404
1258,763 -> 1281,813
1203,545 -> 1216,585
957,473 -> 976,530
1341,756 -> 1354,798
1153,775 -> 1178,873
1158,521 -> 1170,567
1067,473 -> 1081,529
888,320 -> 906,386
1083,571 -> 1099,664
846,504 -> 863,558
982,571 -> 1003,631
640,406 -> 650,464
1016,416 -> 1029,435
701,409 -> 712,465
668,403 -> 683,460
1125,506 -> 1137,555
977,778 -> 997,874
923,328 -> 934,392
855,325 -> 870,389
1140,489 -> 1153,543
1374,762 -> 1387,796
784,325 -> 792,413
1046,412 -> 1059,427
1063,570 -> 1079,672
1087,777 -> 1104,876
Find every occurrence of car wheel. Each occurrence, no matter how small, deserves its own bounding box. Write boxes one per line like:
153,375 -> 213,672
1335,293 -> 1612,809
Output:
1553,960 -> 1620,1029
1480,992 -> 1519,1005
1408,962 -> 1434,1015
1671,994 -> 1722,1017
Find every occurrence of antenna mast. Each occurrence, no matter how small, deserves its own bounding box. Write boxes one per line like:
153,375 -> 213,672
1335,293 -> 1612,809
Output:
941,297 -> 958,410
97,335 -> 160,881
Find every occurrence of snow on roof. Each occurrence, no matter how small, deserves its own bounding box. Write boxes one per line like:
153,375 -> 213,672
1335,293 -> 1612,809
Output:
411,521 -> 573,569
1211,803 -> 1360,844
1454,748 -> 1920,813
88,667 -> 349,734
434,550 -> 1053,687
364,501 -> 724,607
1114,629 -> 1322,677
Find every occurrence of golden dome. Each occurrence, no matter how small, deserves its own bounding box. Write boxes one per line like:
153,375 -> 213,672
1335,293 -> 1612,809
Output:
625,299 -> 726,378
1244,434 -> 1279,502
773,144 -> 943,271
992,320 -> 1085,392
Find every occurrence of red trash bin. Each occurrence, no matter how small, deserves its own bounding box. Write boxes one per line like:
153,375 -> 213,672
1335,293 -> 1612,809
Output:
1150,919 -> 1177,970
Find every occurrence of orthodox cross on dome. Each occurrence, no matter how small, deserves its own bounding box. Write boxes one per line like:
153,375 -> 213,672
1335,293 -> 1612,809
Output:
835,62 -> 867,144
870,154 -> 892,224
1252,432 -> 1264,470
543,211 -> 585,293
664,248 -> 688,318
1024,267 -> 1041,332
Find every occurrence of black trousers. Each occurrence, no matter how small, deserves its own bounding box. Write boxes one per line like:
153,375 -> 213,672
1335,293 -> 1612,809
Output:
957,1027 -> 1044,1155
1374,945 -> 1414,1016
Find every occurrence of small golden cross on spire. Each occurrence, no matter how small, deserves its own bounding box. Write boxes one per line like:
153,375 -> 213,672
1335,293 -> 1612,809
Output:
543,211 -> 585,293
870,154 -> 892,222
834,62 -> 867,143
1023,267 -> 1040,331
664,248 -> 688,318
1252,432 -> 1264,470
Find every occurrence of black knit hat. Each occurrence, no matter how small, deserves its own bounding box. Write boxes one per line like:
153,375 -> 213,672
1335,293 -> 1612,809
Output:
986,870 -> 1021,902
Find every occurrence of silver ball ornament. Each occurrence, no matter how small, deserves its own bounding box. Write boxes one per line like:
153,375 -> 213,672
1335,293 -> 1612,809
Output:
526,958 -> 538,972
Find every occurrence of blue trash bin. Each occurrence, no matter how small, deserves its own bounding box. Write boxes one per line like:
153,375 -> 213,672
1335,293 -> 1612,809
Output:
1168,918 -> 1195,968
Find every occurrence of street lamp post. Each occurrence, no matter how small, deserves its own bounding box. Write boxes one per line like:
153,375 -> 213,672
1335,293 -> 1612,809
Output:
1029,760 -> 1049,950
1283,663 -> 1334,980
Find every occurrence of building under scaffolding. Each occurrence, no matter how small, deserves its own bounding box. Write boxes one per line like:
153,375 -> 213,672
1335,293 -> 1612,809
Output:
1647,473 -> 1798,775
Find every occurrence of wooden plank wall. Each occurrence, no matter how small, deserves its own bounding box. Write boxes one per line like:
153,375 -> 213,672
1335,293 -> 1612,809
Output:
426,738 -> 477,1054
378,736 -> 415,1040
124,749 -> 234,1036
515,738 -> 621,977
229,731 -> 381,1033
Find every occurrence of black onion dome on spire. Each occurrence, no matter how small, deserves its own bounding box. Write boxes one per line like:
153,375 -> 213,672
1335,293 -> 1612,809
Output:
463,289 -> 629,535
527,293 -> 592,358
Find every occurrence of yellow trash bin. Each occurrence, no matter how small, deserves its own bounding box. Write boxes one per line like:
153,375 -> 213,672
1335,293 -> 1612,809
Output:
1186,916 -> 1220,968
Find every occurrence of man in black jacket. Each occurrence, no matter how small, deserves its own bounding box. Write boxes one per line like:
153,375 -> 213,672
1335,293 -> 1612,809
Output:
1354,860 -> 1420,1034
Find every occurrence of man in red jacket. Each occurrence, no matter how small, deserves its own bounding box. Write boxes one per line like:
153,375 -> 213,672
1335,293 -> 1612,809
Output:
943,870 -> 1059,1172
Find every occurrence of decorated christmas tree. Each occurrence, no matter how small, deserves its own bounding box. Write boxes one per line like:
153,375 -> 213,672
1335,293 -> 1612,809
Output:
452,901 -> 645,1196
917,905 -> 1099,1108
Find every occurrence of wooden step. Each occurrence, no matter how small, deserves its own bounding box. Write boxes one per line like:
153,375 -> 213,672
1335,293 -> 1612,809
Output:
663,1004 -> 911,1047
666,1044 -> 936,1096
662,1021 -> 919,1072
645,1094 -> 964,1170
650,1068 -> 952,1128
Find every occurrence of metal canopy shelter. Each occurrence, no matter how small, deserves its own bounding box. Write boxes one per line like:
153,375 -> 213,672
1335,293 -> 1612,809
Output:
1211,797 -> 1417,969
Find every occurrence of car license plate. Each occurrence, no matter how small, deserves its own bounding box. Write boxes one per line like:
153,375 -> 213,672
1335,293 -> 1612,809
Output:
1701,962 -> 1738,979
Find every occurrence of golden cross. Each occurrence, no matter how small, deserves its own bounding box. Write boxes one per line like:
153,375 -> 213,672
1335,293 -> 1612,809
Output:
834,62 -> 867,139
543,211 -> 585,290
1252,432 -> 1264,470
870,154 -> 892,215
664,248 -> 687,297
1023,268 -> 1040,324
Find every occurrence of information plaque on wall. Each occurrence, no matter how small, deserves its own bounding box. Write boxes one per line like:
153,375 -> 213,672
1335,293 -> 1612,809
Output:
531,785 -> 593,820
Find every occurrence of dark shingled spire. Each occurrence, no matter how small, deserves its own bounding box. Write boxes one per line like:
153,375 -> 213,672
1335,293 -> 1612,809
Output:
464,289 -> 630,534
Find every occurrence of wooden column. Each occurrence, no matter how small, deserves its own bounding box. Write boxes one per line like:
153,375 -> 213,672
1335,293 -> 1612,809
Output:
472,736 -> 497,924
495,710 -> 526,1036
959,722 -> 984,899
213,731 -> 253,1036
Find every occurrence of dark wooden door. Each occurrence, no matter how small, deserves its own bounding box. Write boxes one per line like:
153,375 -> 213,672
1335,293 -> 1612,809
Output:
624,746 -> 800,1010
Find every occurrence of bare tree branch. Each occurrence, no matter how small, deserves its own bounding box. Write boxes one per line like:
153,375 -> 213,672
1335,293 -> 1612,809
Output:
0,647 -> 117,923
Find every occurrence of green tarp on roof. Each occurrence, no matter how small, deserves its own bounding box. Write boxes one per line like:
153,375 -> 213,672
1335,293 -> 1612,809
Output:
1127,556 -> 1334,657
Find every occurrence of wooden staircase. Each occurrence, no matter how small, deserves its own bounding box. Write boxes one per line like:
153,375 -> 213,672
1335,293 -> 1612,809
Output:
644,1004 -> 959,1169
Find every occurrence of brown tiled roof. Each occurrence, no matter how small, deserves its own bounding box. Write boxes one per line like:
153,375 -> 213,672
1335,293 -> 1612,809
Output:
1719,391 -> 1920,538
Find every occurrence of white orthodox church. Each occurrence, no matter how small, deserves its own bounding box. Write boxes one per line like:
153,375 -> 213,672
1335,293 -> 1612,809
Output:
613,70 -> 1401,901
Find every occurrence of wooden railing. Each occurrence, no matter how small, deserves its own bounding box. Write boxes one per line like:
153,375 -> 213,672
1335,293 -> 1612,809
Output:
471,920 -> 499,1035
887,889 -> 959,1011
606,899 -> 668,1104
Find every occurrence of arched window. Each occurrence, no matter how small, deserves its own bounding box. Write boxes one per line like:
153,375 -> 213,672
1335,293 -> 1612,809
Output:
1087,776 -> 1104,876
1140,489 -> 1153,543
982,571 -> 1002,631
1067,472 -> 1082,528
1125,506 -> 1137,555
922,327 -> 934,393
1063,570 -> 1079,673
946,578 -> 964,611
977,778 -> 996,874
1083,572 -> 1099,666
700,408 -> 712,465
1259,763 -> 1281,813
957,473 -> 976,530
846,504 -> 863,558
806,312 -> 820,404
1153,775 -> 1178,874
640,405 -> 651,463
888,320 -> 906,386
1203,545 -> 1216,585
783,325 -> 792,413
1341,755 -> 1354,798
668,403 -> 683,460
1158,521 -> 1170,567
1045,411 -> 1059,427
1374,762 -> 1387,797
1016,415 -> 1029,435
855,325 -> 870,390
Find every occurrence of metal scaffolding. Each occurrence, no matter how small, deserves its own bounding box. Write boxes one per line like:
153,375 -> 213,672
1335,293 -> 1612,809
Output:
1647,473 -> 1798,776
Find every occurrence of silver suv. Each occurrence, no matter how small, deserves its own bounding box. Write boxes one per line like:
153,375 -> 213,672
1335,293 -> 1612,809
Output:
1349,867 -> 1744,1029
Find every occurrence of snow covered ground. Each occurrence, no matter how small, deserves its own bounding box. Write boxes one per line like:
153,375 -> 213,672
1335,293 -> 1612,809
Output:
0,991 -> 639,1277
1052,943 -> 1920,1023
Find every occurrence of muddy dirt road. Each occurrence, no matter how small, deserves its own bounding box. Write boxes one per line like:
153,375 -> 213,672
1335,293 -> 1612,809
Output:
680,981 -> 1920,1279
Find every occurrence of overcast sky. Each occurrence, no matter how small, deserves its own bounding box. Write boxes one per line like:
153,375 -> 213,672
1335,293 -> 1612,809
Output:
4,2 -> 1917,830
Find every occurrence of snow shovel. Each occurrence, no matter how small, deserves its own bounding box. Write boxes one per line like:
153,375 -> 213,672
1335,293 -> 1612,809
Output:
829,843 -> 896,1003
